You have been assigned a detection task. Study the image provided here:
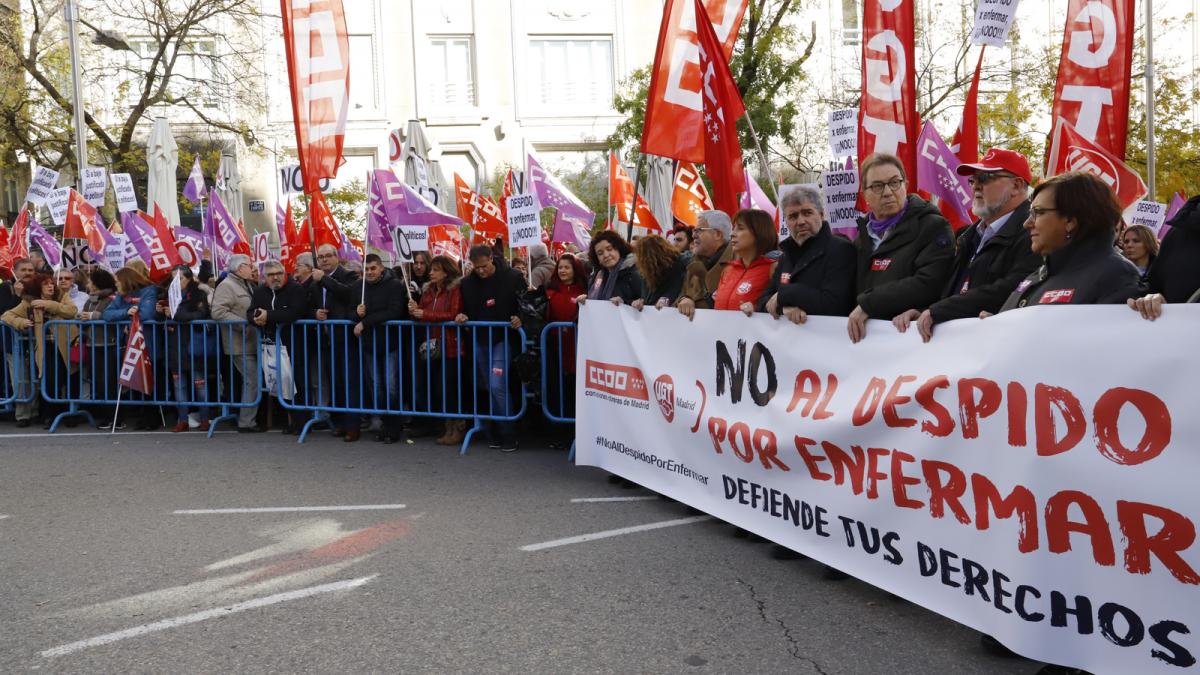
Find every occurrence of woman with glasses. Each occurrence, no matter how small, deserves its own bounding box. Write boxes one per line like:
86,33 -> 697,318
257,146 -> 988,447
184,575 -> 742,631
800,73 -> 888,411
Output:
1000,172 -> 1142,311
849,153 -> 956,343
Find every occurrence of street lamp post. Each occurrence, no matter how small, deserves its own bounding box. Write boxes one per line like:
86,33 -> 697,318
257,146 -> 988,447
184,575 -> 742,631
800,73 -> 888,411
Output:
63,0 -> 89,191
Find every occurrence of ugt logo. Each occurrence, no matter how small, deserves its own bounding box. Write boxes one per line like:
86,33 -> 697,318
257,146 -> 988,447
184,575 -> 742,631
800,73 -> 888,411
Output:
654,374 -> 675,423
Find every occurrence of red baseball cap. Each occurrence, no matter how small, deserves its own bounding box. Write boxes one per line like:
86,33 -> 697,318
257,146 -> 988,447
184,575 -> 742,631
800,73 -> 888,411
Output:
956,147 -> 1033,184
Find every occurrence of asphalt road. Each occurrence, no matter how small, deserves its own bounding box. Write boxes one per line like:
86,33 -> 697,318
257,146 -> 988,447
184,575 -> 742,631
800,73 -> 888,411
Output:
0,427 -> 1037,673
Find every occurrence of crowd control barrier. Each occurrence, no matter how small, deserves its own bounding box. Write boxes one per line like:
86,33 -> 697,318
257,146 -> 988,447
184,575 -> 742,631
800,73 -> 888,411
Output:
41,319 -> 262,434
539,322 -> 578,461
271,319 -> 527,453
0,324 -> 37,409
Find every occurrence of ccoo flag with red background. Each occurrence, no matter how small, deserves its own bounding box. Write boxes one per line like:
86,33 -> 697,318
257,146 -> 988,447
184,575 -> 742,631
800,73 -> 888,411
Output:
858,0 -> 919,186
118,313 -> 155,396
693,0 -> 746,216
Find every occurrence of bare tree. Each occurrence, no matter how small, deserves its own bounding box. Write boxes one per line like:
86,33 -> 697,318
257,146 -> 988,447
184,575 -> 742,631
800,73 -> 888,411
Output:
0,0 -> 267,177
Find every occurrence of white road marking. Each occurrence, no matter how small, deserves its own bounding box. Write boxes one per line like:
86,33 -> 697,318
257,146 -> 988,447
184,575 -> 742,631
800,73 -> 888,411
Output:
174,505 -> 407,515
570,496 -> 659,503
0,431 -> 236,439
41,575 -> 377,658
521,516 -> 713,552
0,514 -> 8,520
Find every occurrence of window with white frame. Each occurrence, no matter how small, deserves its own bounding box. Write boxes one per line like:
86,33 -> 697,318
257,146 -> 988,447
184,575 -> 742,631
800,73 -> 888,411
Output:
347,34 -> 381,117
426,37 -> 477,109
527,38 -> 614,111
127,39 -> 220,108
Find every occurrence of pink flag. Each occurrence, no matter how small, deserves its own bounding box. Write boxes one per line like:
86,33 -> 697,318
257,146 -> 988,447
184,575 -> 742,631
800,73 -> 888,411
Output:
915,121 -> 973,224
552,210 -> 592,250
739,170 -> 776,220
1160,191 -> 1188,241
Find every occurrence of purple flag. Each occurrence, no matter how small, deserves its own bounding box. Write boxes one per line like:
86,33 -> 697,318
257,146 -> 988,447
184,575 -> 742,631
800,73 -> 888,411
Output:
739,170 -> 776,220
28,215 -> 62,269
183,156 -> 206,203
120,211 -> 157,268
208,191 -> 245,255
374,169 -> 463,227
366,171 -> 396,256
915,121 -> 973,224
337,233 -> 362,263
552,210 -> 592,249
1160,191 -> 1187,241
528,154 -> 595,224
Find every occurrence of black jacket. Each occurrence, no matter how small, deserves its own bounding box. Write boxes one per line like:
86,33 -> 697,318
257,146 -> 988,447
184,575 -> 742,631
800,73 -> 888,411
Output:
930,201 -> 1040,322
757,224 -> 856,316
586,254 -> 644,304
642,255 -> 689,306
249,279 -> 311,343
310,265 -> 360,321
0,282 -> 18,316
1149,195 -> 1200,303
354,268 -> 407,355
461,258 -> 526,343
854,195 -> 956,319
1000,235 -> 1143,311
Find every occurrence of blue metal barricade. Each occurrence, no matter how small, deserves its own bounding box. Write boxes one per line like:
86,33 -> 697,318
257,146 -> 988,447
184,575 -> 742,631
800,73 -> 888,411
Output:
41,319 -> 261,434
539,322 -> 577,461
273,319 -> 527,453
0,323 -> 37,411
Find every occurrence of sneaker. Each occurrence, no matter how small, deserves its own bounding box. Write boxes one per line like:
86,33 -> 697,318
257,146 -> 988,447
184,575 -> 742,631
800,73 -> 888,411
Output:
100,421 -> 126,431
498,440 -> 518,453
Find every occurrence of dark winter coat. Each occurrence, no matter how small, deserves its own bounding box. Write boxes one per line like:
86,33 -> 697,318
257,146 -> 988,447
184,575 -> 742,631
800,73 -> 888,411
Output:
354,268 -> 407,356
460,257 -> 527,344
310,265 -> 360,321
929,201 -> 1040,323
999,234 -> 1143,311
854,195 -> 956,319
756,224 -> 857,317
248,278 -> 311,346
642,255 -> 689,307
1148,195 -> 1200,303
586,254 -> 644,305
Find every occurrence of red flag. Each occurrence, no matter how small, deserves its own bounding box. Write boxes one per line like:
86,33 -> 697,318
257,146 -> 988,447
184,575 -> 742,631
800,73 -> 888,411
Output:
939,48 -> 985,230
303,191 -> 344,249
499,169 -> 516,223
1051,0 -> 1135,160
858,0 -> 919,185
641,0 -> 748,162
694,0 -> 746,216
455,174 -> 507,243
1045,117 -> 1147,210
608,152 -> 662,232
280,0 -> 350,194
67,191 -> 111,258
232,219 -> 252,256
672,162 -> 713,227
279,199 -> 300,272
8,206 -> 29,261
118,313 -> 155,396
429,224 -> 464,263
152,205 -> 184,267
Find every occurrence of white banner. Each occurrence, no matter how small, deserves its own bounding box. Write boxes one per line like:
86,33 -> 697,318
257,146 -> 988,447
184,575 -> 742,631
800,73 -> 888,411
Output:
398,225 -> 428,253
61,242 -> 96,271
47,187 -> 72,226
506,193 -> 541,248
25,167 -> 60,206
827,108 -> 859,159
577,303 -> 1200,675
82,167 -> 107,207
279,165 -> 330,195
1126,200 -> 1169,235
110,173 -> 139,214
821,169 -> 862,231
971,0 -> 1020,47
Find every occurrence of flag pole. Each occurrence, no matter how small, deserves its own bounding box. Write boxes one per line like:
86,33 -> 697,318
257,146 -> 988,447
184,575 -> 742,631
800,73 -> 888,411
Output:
1144,0 -> 1156,198
743,116 -> 781,205
111,385 -> 122,434
627,152 -> 645,241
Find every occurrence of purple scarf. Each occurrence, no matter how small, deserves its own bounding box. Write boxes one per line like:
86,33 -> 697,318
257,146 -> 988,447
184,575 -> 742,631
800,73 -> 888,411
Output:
867,202 -> 909,239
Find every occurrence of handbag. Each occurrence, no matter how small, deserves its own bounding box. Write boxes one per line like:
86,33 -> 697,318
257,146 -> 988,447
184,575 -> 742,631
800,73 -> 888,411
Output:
68,337 -> 83,365
418,337 -> 441,360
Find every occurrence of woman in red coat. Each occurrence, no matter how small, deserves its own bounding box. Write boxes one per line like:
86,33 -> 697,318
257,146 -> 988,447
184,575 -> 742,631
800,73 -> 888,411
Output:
544,255 -> 586,432
409,255 -> 465,446
713,209 -> 778,314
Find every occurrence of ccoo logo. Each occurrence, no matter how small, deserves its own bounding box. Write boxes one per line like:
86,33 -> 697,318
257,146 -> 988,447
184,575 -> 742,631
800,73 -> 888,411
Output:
654,374 -> 675,423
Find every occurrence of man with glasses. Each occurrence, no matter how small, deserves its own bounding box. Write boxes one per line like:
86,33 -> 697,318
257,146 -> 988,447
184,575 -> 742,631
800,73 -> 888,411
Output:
249,260 -> 310,434
309,244 -> 363,441
676,210 -> 735,320
893,148 -> 1039,342
849,153 -> 955,343
211,254 -> 264,432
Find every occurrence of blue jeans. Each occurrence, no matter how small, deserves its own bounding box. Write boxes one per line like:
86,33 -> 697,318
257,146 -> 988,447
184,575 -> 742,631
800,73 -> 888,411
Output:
172,370 -> 210,422
474,341 -> 515,440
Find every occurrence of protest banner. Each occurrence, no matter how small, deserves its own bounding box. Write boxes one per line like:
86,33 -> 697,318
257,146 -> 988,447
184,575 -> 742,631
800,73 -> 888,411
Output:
827,108 -> 858,159
506,193 -> 542,248
970,0 -> 1020,46
577,302 -> 1200,675
821,169 -> 862,233
82,167 -> 107,207
47,188 -> 72,226
110,173 -> 139,213
1126,200 -> 1168,235
279,164 -> 330,195
24,167 -> 59,206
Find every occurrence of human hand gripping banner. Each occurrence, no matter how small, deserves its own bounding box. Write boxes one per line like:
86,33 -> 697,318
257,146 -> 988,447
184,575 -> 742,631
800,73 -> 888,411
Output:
576,303 -> 1200,674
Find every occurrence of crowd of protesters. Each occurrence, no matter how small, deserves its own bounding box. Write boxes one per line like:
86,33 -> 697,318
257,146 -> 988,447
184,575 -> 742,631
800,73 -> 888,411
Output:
0,151 -> 1196,455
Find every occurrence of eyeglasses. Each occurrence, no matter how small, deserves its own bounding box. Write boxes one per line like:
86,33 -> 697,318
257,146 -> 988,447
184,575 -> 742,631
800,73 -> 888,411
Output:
266,271 -> 285,277
1028,207 -> 1058,219
316,253 -> 336,259
967,172 -> 1016,187
865,178 -> 905,195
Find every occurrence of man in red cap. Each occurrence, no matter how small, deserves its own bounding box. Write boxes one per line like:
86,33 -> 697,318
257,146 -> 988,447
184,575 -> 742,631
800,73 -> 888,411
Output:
892,147 -> 1042,341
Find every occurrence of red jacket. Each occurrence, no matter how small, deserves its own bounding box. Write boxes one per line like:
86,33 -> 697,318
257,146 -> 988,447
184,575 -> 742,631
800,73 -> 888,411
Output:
713,255 -> 775,311
546,283 -> 584,374
418,281 -> 463,357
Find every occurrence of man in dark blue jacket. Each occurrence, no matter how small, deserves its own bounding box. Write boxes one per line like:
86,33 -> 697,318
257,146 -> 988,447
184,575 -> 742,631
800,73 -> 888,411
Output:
310,244 -> 362,441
